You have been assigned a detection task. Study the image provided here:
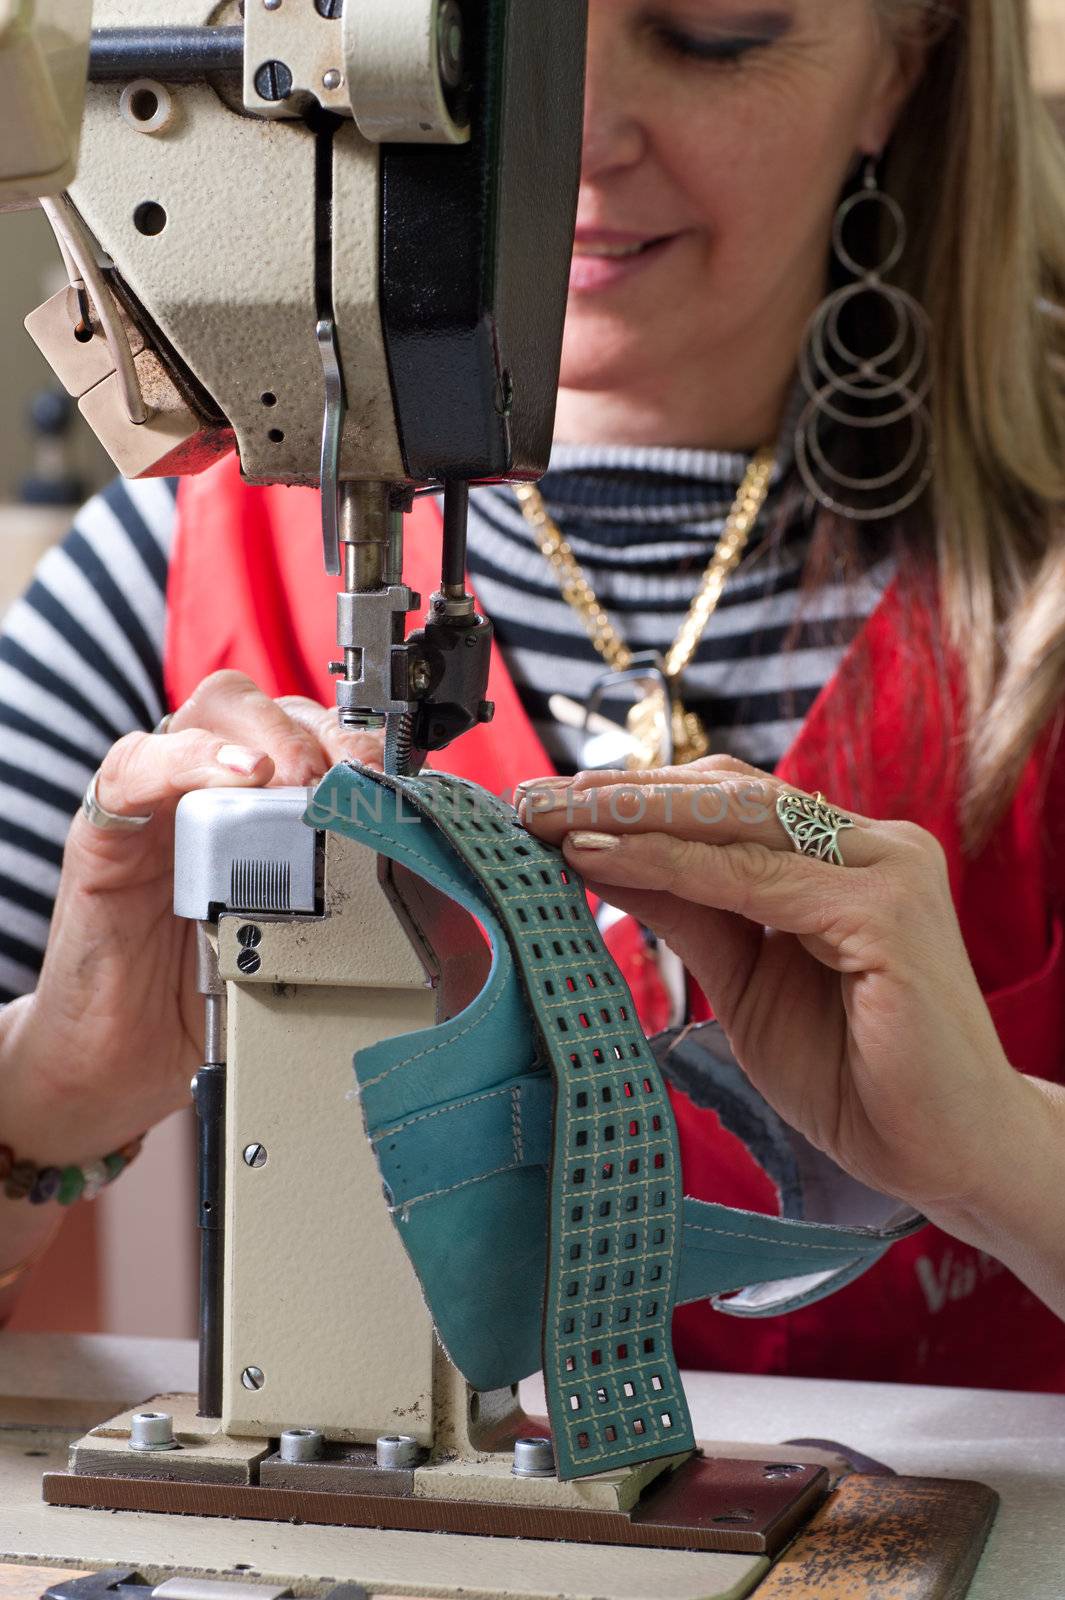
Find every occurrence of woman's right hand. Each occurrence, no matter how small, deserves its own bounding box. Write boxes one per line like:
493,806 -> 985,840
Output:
3,671 -> 383,1167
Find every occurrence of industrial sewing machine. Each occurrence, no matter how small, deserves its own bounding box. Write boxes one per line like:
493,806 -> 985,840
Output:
0,5 -> 1000,1597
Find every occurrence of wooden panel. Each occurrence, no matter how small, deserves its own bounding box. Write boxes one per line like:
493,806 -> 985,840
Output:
752,1475 -> 998,1599
0,1568 -> 89,1600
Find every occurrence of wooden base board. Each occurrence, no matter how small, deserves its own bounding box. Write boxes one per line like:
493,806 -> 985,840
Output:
754,1474 -> 998,1599
43,1456 -> 829,1558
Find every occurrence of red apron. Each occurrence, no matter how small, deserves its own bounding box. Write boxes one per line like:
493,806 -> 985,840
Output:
168,456 -> 1065,1392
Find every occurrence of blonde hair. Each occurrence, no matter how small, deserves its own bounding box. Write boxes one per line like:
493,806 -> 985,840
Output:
874,0 -> 1065,846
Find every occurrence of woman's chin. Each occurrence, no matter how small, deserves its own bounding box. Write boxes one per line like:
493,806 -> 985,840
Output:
558,322 -> 677,398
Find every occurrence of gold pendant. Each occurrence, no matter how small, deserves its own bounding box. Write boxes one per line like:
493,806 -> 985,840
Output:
624,690 -> 711,770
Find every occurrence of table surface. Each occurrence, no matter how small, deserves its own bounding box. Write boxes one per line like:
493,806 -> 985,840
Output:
2,1333 -> 1063,1600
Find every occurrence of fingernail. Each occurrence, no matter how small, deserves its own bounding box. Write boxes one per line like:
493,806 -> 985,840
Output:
217,744 -> 263,775
523,788 -> 581,815
567,832 -> 621,852
514,776 -> 560,800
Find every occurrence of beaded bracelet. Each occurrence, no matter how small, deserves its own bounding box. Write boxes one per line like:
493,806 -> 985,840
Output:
0,1136 -> 144,1206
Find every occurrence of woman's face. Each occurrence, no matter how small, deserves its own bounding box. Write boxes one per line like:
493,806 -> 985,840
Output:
559,0 -> 921,442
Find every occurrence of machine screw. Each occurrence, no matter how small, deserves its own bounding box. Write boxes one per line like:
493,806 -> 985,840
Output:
376,1434 -> 422,1470
130,1411 -> 179,1452
322,68 -> 343,90
237,924 -> 263,948
512,1436 -> 555,1478
243,1143 -> 268,1168
437,0 -> 464,90
315,0 -> 344,15
241,1366 -> 266,1391
237,949 -> 262,975
763,1463 -> 803,1479
280,1428 -> 325,1463
254,60 -> 294,101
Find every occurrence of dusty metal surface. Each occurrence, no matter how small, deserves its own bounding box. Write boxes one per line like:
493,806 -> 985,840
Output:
753,1474 -> 998,1599
43,1454 -> 829,1558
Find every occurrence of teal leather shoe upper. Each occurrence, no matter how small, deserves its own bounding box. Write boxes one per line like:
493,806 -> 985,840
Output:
307,765 -> 922,1480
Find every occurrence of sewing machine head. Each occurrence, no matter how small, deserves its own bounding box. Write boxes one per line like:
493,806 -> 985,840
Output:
7,0 -> 586,761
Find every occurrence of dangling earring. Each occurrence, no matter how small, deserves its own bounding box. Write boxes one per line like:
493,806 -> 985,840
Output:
795,158 -> 934,522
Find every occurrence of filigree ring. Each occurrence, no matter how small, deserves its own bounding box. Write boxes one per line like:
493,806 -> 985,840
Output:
776,791 -> 855,867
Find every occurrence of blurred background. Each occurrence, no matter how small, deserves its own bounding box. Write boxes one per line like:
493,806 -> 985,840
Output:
1,5 -> 1064,1340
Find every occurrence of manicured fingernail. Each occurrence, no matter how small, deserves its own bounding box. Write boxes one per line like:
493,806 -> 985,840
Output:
567,832 -> 621,852
217,744 -> 263,775
514,776 -> 559,800
523,788 -> 581,815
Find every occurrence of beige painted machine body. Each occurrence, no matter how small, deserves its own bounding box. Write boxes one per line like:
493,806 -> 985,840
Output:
0,0 -> 92,207
214,828 -> 439,1445
55,0 -> 404,487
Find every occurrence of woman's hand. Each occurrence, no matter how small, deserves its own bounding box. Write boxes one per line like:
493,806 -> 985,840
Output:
519,756 -> 1053,1246
3,672 -> 382,1167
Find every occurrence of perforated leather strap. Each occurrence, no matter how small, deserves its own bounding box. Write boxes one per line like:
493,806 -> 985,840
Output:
310,765 -> 695,1481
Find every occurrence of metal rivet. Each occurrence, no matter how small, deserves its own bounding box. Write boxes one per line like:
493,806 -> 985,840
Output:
280,1428 -> 325,1462
243,1144 -> 268,1168
322,68 -> 342,91
130,1411 -> 178,1451
512,1436 -> 555,1478
241,1366 -> 266,1391
263,0 -> 282,9
763,1463 -> 803,1479
254,59 -> 293,101
375,1434 -> 421,1469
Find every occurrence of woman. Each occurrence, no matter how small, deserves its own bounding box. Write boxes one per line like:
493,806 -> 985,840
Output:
3,0 -> 1065,1371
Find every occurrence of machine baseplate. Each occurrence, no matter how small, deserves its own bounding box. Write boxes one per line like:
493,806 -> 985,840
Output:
43,1454 -> 828,1558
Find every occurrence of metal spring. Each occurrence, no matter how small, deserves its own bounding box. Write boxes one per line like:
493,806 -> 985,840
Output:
385,713 -> 415,778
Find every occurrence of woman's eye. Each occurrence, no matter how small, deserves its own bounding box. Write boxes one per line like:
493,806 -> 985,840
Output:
656,27 -> 772,64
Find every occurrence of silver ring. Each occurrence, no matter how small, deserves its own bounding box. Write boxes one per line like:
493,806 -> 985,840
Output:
777,790 -> 855,866
82,769 -> 154,831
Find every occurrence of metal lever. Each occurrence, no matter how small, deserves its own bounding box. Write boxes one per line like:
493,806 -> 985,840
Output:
317,317 -> 345,578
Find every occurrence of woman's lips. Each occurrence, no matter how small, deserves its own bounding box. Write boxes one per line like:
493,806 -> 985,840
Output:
569,232 -> 680,294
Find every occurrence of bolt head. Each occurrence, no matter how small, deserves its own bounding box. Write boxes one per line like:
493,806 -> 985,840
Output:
130,1411 -> 178,1451
280,1427 -> 325,1463
512,1436 -> 555,1478
376,1434 -> 421,1470
241,1366 -> 266,1391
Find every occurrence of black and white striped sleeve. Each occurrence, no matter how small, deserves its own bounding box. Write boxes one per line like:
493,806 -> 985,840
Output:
0,477 -> 178,1001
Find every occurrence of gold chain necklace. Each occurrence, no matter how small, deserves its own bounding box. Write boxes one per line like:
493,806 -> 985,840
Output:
514,447 -> 775,769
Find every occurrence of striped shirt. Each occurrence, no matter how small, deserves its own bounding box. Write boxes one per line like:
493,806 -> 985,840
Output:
0,448 -> 892,1001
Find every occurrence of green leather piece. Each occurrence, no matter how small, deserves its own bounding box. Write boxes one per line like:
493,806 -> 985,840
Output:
309,765 -> 695,1481
308,765 -> 921,1475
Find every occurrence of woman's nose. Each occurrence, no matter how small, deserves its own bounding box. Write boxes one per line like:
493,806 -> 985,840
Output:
581,8 -> 648,181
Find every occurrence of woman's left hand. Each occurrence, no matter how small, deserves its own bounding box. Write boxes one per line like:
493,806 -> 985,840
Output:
519,755 -> 1026,1229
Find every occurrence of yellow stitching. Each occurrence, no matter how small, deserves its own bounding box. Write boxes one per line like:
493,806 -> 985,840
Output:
372,1084 -> 514,1141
